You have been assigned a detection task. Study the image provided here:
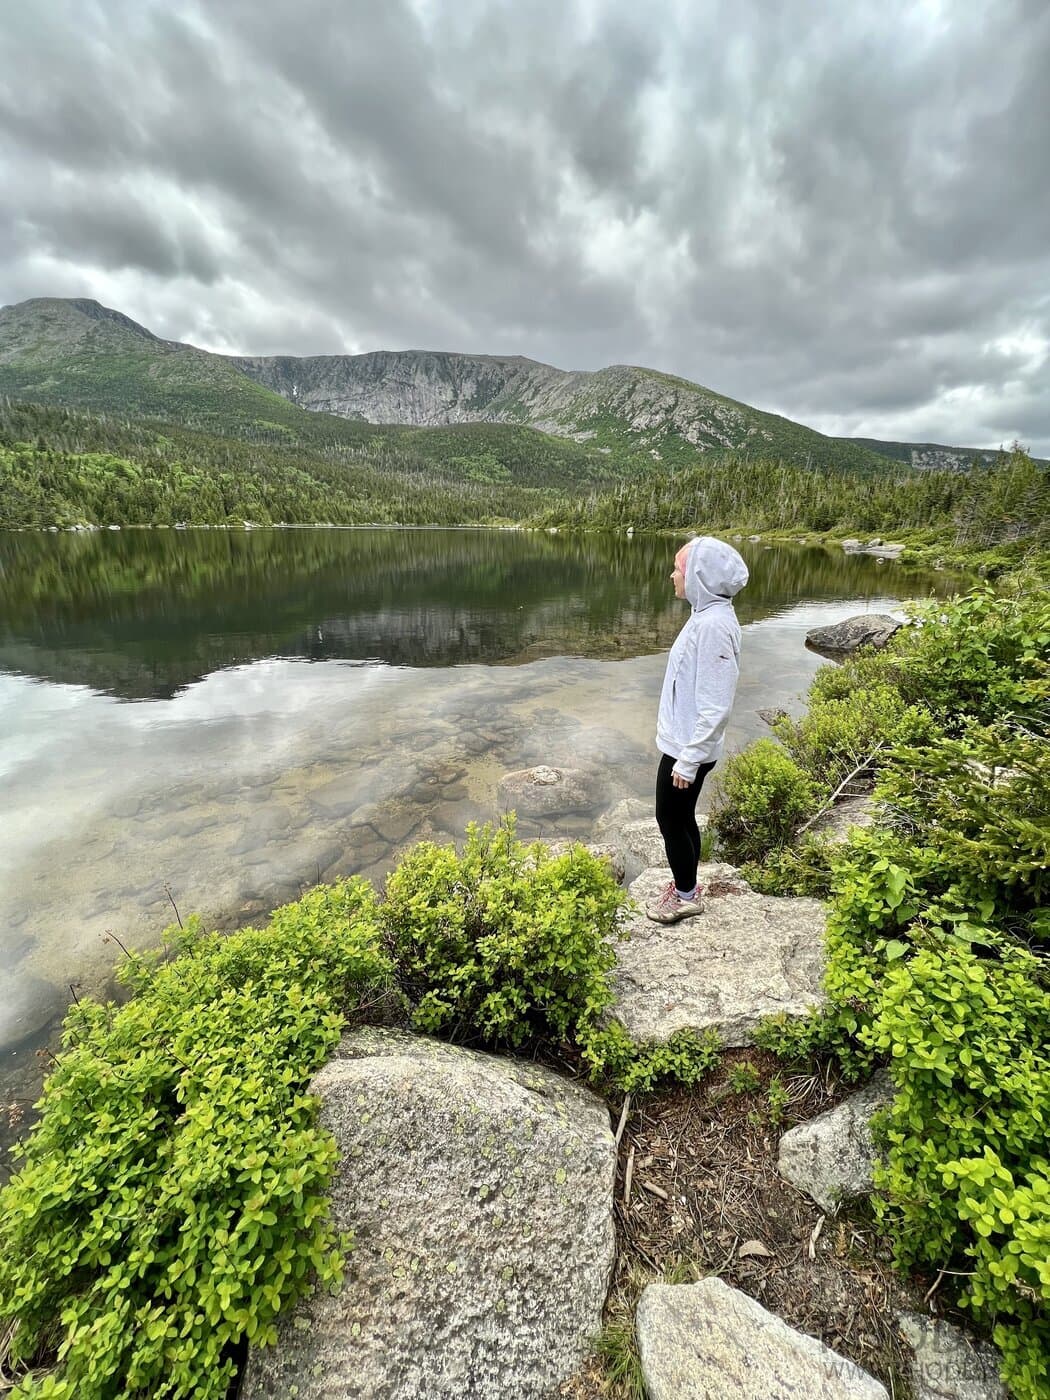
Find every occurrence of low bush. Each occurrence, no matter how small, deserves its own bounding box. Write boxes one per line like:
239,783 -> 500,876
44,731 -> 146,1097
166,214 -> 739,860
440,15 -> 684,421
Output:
710,739 -> 818,862
382,820 -> 628,1052
0,880 -> 391,1400
772,684 -> 934,786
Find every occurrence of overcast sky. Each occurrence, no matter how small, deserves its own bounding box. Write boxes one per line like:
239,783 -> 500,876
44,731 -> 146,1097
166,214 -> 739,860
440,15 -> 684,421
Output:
2,0 -> 1048,452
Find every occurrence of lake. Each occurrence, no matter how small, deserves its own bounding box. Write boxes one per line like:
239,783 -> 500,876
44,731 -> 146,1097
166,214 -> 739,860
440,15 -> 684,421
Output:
0,526 -> 953,1164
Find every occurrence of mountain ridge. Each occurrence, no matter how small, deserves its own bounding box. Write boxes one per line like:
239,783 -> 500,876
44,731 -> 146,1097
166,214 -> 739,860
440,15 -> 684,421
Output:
0,297 -> 1013,474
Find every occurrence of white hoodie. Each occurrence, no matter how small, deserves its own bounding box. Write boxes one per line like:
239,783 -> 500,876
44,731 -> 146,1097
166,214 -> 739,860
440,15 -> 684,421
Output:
655,537 -> 749,781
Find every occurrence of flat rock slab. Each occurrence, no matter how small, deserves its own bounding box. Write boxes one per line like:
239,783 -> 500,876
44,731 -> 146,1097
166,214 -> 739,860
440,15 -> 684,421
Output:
637,1277 -> 888,1399
241,1028 -> 616,1400
897,1312 -> 1007,1400
611,866 -> 826,1047
804,796 -> 878,842
778,1071 -> 894,1214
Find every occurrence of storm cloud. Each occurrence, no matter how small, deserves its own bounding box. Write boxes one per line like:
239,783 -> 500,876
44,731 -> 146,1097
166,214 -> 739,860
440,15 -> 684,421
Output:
2,0 -> 1048,452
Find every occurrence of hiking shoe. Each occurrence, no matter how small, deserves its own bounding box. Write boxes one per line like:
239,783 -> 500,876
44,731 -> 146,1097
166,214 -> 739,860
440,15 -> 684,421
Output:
645,881 -> 704,923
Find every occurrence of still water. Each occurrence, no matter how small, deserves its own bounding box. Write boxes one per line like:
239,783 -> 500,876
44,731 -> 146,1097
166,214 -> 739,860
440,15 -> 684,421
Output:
0,527 -> 953,1153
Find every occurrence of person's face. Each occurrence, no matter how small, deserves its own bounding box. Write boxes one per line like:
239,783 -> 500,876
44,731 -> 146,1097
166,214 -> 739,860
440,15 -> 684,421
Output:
671,561 -> 687,599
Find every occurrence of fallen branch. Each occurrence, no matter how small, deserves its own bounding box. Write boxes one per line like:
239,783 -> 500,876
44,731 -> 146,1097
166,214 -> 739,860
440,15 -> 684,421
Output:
796,743 -> 885,837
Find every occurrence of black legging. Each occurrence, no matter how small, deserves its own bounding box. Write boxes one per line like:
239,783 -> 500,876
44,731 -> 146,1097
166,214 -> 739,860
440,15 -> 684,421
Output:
655,753 -> 716,892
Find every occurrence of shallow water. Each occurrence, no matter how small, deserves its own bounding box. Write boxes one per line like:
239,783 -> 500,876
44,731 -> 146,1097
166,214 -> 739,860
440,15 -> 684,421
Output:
0,527 -> 953,1165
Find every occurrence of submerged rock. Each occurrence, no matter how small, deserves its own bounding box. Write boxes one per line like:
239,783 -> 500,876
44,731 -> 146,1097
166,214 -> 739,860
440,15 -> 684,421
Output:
498,765 -> 599,816
805,614 -> 901,658
0,974 -> 66,1054
611,866 -> 826,1046
777,1071 -> 894,1214
241,1028 -> 616,1400
636,1276 -> 888,1399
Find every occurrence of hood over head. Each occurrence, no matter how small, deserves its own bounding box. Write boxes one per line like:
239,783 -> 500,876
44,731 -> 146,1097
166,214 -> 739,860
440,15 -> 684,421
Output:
678,536 -> 749,613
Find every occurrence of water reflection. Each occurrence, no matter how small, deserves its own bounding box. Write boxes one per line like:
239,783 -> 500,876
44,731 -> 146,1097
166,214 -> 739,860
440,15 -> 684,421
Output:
0,528 -> 947,698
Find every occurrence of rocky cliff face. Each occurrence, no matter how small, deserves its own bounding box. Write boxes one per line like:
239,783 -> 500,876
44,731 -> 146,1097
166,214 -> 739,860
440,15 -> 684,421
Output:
231,350 -> 778,454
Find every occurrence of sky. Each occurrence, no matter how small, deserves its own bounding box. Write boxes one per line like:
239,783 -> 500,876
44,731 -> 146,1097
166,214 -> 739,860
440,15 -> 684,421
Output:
2,0 -> 1048,453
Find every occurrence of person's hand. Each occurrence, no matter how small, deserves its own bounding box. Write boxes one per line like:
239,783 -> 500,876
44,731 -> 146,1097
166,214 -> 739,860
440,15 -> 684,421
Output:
671,770 -> 691,789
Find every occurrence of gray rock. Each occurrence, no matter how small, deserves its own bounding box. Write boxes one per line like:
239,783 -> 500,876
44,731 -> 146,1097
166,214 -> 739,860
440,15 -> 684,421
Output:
241,1028 -> 616,1400
865,544 -> 905,559
757,706 -> 790,727
0,974 -> 66,1054
498,765 -> 600,817
351,801 -> 420,845
896,1313 -> 1007,1400
777,1071 -> 894,1213
611,866 -> 826,1046
803,796 -> 878,842
595,798 -> 709,871
636,1277 -> 888,1399
308,774 -> 363,818
806,614 -> 901,657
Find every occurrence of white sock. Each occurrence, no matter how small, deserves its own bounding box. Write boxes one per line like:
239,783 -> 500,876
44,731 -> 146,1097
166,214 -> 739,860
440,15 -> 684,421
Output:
675,885 -> 698,901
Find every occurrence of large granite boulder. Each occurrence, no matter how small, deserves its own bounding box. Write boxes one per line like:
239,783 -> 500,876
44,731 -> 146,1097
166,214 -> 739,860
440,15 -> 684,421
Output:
896,1313 -> 1007,1400
611,866 -> 826,1047
636,1276 -> 888,1399
805,614 -> 901,658
777,1071 -> 894,1214
241,1028 -> 616,1400
498,765 -> 600,816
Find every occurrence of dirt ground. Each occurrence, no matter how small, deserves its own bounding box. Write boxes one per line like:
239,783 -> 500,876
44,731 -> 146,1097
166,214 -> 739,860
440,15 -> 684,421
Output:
558,1049 -> 939,1399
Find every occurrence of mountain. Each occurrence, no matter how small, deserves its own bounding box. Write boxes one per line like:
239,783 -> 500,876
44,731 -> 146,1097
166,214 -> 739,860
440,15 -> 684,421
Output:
842,437 -> 1014,471
1,297 -> 888,475
0,297 -> 1013,478
229,348 -> 894,472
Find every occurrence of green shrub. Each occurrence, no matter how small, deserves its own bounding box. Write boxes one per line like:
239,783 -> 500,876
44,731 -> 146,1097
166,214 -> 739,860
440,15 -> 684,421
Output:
741,833 -> 839,897
579,1022 -> 721,1095
865,937 -> 1050,1400
890,587 -> 1049,727
710,739 -> 818,861
382,820 -> 628,1051
773,685 -> 935,786
875,717 -> 1049,939
0,879 -> 391,1400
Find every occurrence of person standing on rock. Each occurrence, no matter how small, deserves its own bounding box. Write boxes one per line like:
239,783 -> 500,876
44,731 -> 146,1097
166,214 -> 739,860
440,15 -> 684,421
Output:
647,536 -> 749,923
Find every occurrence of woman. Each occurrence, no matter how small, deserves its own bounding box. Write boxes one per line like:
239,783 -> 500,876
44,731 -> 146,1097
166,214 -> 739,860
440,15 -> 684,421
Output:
647,536 -> 749,923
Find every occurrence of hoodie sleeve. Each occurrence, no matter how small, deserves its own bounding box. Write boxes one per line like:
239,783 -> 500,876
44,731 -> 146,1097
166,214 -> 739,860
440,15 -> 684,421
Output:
671,620 -> 740,781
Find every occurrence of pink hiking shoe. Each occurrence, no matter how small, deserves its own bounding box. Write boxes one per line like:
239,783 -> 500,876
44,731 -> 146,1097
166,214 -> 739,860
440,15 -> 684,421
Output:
645,881 -> 704,924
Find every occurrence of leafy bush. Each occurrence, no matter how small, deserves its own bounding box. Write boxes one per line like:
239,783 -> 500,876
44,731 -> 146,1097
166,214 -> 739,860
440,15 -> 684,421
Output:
890,587 -> 1049,727
710,739 -> 818,862
772,684 -> 934,786
0,880 -> 391,1400
579,1022 -> 721,1095
382,821 -> 628,1051
875,717 -> 1049,940
867,937 -> 1050,1400
741,833 -> 839,898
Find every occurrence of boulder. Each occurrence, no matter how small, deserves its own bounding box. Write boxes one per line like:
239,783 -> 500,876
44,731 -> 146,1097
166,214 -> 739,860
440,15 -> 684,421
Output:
805,614 -> 901,658
611,866 -> 826,1047
241,1028 -> 616,1400
636,1276 -> 888,1399
0,974 -> 65,1055
498,765 -> 600,817
757,706 -> 790,728
866,544 -> 905,560
896,1313 -> 1007,1400
595,798 -> 709,871
803,795 -> 878,842
777,1071 -> 894,1214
